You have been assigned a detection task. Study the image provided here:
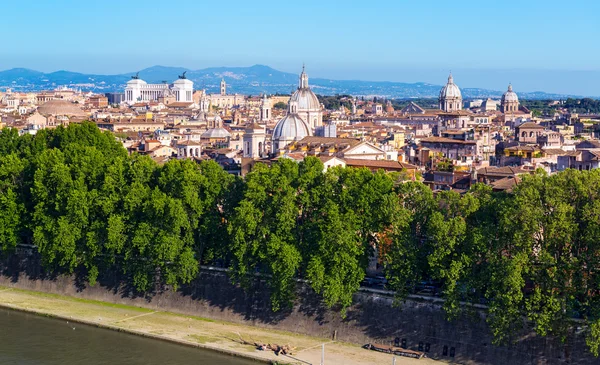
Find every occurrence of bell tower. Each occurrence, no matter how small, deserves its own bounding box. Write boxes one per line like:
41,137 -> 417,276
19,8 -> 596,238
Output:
220,79 -> 226,96
260,94 -> 271,122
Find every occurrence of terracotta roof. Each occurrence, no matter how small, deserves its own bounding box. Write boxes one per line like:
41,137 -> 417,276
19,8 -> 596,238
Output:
166,102 -> 194,108
442,129 -> 467,135
278,153 -> 305,161
420,136 -> 477,145
295,136 -> 362,149
477,166 -> 531,177
176,140 -> 202,146
505,145 -> 541,152
518,122 -> 544,129
319,156 -> 336,163
343,158 -> 413,170
543,149 -> 569,155
491,176 -> 520,192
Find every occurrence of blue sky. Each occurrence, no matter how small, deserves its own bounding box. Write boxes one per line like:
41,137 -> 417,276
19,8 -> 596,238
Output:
2,0 -> 599,95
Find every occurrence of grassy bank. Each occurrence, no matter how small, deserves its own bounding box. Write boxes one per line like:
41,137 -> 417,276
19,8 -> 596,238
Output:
0,286 -> 439,365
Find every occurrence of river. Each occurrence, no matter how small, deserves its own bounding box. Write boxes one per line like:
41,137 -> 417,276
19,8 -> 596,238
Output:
0,308 -> 260,365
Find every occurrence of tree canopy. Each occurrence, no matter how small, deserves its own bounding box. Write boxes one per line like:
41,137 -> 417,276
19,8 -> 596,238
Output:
2,123 -> 600,355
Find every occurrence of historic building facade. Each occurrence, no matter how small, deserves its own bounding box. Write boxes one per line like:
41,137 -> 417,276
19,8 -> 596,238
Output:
501,84 -> 519,113
124,73 -> 193,104
289,66 -> 323,129
439,73 -> 463,112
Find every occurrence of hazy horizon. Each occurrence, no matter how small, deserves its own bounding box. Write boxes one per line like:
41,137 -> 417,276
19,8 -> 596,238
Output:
1,64 -> 598,97
1,0 -> 599,96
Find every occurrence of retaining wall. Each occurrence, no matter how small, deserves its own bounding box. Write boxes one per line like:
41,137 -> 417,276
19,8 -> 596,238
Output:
0,252 -> 593,365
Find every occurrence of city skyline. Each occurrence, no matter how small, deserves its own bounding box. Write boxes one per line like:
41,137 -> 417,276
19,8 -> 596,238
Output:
2,0 -> 599,95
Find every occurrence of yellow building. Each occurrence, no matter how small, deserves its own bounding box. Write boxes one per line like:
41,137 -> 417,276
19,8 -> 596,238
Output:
392,132 -> 405,149
270,95 -> 290,106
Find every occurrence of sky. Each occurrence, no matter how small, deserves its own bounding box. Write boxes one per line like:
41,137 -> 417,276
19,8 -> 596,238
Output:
2,0 -> 599,95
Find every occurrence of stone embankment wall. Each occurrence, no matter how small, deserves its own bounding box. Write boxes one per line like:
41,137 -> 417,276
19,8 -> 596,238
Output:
0,253 -> 593,365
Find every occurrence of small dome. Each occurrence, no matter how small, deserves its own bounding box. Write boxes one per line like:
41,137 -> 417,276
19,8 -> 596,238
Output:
290,88 -> 320,111
37,100 -> 86,117
439,73 -> 462,99
273,113 -> 310,142
201,128 -> 231,139
502,84 -> 519,103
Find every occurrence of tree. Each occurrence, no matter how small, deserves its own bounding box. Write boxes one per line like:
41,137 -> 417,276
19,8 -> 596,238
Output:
273,101 -> 287,110
228,161 -> 301,311
0,154 -> 25,253
385,182 -> 435,299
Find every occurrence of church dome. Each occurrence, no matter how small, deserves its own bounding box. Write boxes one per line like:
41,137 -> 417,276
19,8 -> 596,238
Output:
37,100 -> 86,117
290,88 -> 320,111
439,73 -> 462,99
290,66 -> 321,111
501,84 -> 519,103
273,112 -> 311,142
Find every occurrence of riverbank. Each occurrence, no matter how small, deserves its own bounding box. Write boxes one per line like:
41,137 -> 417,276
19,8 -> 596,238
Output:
0,286 -> 440,365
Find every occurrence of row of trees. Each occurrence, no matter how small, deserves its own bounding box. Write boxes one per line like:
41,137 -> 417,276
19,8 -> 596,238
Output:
2,123 -> 600,354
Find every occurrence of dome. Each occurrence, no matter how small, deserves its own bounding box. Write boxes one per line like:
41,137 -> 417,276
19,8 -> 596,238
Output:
501,84 -> 519,103
201,128 -> 231,139
37,100 -> 86,117
290,65 -> 321,111
290,88 -> 320,111
439,74 -> 462,99
273,113 -> 311,142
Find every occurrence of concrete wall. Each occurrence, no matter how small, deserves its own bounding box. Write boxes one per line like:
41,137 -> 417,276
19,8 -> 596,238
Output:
0,253 -> 594,365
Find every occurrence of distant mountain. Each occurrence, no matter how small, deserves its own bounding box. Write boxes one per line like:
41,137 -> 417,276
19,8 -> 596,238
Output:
0,65 -> 584,99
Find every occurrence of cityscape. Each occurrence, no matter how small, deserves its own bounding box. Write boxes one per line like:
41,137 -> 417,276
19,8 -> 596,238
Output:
1,65 -> 598,183
1,1 -> 600,365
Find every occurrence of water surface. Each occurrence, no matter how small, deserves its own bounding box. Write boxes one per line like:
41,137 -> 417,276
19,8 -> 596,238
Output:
0,308 -> 260,365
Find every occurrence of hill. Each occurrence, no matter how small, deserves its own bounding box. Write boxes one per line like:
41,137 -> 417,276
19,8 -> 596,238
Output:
0,65 -> 585,99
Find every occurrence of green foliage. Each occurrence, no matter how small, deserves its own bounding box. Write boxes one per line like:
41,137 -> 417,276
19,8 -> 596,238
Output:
522,98 -> 600,116
316,95 -> 353,111
5,123 -> 600,356
273,102 -> 287,110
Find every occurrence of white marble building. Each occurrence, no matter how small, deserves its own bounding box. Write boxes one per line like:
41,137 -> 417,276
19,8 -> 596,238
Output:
124,73 -> 193,104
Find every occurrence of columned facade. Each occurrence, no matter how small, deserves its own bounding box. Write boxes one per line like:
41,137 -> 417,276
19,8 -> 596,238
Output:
124,75 -> 194,104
